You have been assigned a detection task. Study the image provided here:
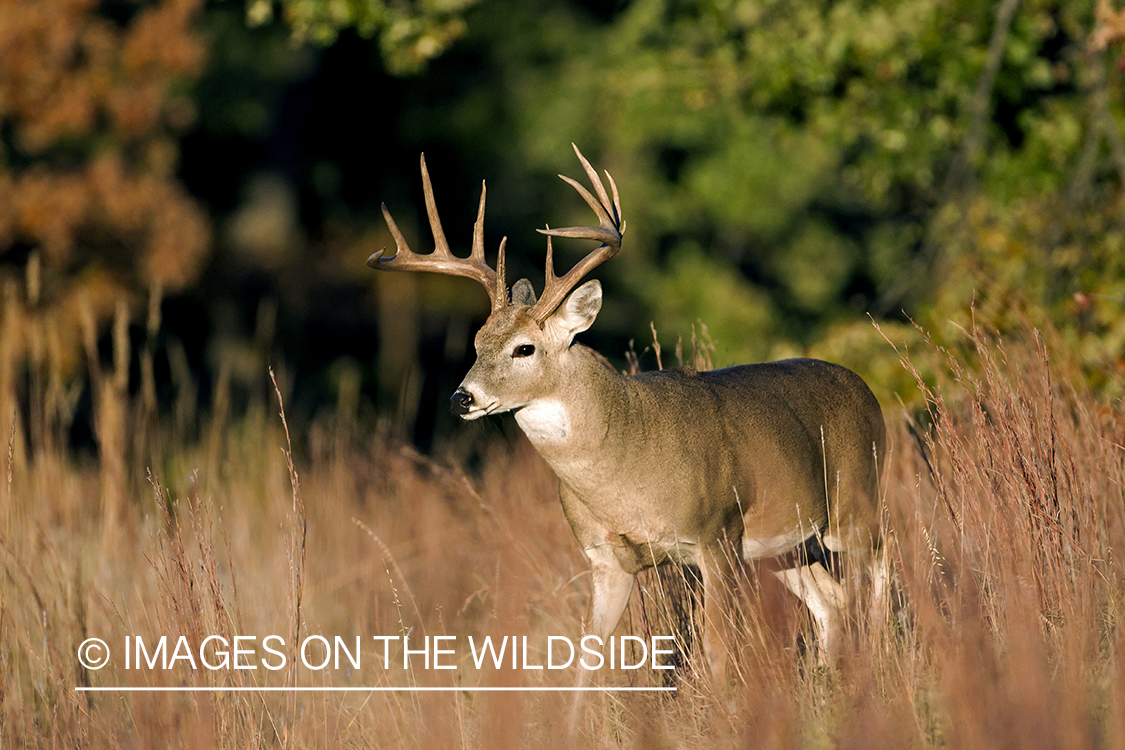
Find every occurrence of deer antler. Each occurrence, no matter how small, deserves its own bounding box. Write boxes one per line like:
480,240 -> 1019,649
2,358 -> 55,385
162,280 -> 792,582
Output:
530,144 -> 625,324
367,154 -> 508,312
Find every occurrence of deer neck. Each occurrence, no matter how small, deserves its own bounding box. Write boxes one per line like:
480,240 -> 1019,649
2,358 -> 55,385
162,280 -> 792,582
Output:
513,345 -> 623,470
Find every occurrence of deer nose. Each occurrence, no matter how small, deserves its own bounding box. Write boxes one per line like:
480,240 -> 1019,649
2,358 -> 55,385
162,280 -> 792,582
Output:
450,389 -> 474,416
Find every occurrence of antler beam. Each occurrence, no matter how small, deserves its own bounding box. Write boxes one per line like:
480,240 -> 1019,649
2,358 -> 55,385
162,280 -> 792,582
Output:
367,154 -> 508,312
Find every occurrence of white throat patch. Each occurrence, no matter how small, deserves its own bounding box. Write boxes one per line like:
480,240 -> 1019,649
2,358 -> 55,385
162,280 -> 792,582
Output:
515,400 -> 571,444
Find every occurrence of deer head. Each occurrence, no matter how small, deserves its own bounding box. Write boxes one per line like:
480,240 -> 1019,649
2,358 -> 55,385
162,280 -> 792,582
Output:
367,144 -> 625,422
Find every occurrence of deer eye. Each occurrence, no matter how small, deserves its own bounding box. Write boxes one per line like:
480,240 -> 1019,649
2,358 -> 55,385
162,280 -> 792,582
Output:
513,344 -> 536,358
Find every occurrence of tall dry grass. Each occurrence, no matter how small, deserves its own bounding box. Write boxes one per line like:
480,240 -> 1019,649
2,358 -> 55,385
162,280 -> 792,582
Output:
0,296 -> 1122,748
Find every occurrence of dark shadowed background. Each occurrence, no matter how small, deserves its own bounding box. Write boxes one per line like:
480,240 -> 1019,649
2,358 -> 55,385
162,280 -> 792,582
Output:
3,0 -> 1124,454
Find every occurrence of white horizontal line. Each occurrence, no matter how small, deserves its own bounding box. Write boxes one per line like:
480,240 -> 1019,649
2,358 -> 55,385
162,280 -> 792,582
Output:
75,686 -> 676,693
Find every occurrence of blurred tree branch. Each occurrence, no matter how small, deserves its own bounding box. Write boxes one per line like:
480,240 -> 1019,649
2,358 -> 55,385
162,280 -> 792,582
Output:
1069,52 -> 1125,208
875,0 -> 1021,316
946,0 -> 1023,196
0,0 -> 211,371
252,0 -> 480,74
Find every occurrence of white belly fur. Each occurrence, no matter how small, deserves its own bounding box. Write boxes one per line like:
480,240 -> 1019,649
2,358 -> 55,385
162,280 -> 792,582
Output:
743,531 -> 808,559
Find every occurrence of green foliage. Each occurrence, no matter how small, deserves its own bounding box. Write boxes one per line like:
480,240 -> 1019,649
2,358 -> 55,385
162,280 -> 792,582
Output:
931,191 -> 1125,396
253,0 -> 479,74
444,0 -> 1122,395
252,0 -> 1125,404
635,243 -> 775,365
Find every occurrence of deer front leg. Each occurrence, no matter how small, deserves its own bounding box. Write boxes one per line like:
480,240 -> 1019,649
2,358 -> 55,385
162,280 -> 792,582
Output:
569,545 -> 635,728
584,545 -> 637,641
558,486 -> 636,647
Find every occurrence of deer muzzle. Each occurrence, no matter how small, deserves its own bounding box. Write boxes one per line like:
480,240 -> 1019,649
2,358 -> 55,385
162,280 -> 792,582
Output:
450,389 -> 474,416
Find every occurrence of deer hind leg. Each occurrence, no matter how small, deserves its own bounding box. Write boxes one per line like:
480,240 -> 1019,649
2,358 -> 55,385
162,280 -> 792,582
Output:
827,528 -> 892,628
773,562 -> 846,662
698,541 -> 740,688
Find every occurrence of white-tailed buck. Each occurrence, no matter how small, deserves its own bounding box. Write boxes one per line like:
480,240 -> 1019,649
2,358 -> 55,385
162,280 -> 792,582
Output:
368,145 -> 886,683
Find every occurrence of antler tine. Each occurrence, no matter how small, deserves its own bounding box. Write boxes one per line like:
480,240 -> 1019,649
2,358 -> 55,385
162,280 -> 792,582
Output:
537,147 -> 623,247
528,147 -> 625,324
473,181 -> 509,311
572,143 -> 613,222
471,180 -> 486,262
495,237 -> 507,308
368,202 -> 412,266
543,231 -> 555,283
368,154 -> 506,311
605,170 -> 624,230
552,174 -> 614,232
420,154 -> 453,257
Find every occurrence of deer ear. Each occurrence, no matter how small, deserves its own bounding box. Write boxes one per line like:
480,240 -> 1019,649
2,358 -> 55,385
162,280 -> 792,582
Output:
511,278 -> 537,306
547,280 -> 601,343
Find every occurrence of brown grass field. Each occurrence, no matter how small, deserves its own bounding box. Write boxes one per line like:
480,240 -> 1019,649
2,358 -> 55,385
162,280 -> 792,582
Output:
1,307 -> 1123,748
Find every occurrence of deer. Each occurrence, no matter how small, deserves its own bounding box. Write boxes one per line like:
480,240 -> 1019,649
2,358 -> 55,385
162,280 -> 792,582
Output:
367,145 -> 887,691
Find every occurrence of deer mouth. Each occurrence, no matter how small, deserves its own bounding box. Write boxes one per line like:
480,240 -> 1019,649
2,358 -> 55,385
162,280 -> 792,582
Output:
460,401 -> 512,421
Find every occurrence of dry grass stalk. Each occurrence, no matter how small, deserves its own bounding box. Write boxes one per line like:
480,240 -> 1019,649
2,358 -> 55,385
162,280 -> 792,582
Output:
0,312 -> 1121,748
